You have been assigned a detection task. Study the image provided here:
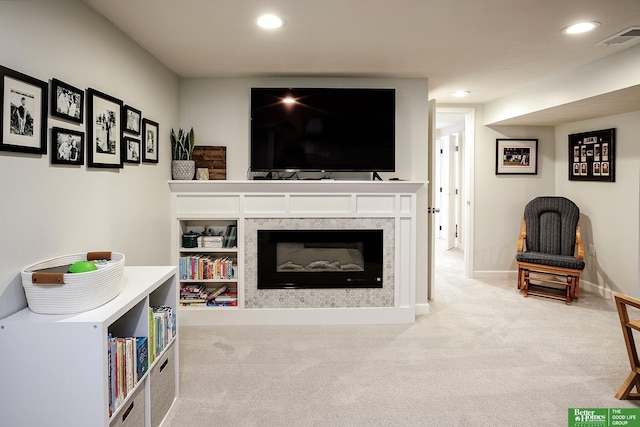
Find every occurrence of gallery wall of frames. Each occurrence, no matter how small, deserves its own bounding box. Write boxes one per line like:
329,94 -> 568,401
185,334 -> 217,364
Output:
0,65 -> 159,168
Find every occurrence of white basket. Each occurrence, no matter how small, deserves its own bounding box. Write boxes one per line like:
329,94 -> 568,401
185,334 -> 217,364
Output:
21,252 -> 125,315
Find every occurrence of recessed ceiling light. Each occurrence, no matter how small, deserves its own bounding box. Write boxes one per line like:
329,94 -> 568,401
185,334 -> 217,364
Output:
451,90 -> 470,98
257,14 -> 285,30
562,21 -> 600,35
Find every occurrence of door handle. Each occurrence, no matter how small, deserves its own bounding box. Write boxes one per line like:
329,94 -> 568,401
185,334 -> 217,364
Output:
428,207 -> 441,214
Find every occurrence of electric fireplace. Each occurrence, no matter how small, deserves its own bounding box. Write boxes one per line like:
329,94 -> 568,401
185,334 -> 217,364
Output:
257,229 -> 384,289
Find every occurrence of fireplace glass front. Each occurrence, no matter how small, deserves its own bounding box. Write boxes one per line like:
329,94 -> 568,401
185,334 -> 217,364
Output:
257,229 -> 384,289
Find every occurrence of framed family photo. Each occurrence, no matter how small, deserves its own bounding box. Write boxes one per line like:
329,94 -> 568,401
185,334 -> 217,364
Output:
123,105 -> 141,135
87,88 -> 123,168
51,78 -> 83,124
1,65 -> 48,154
51,127 -> 84,165
142,118 -> 159,163
123,136 -> 141,164
495,138 -> 538,175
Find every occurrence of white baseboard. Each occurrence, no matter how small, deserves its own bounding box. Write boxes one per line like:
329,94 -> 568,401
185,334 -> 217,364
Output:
415,302 -> 430,315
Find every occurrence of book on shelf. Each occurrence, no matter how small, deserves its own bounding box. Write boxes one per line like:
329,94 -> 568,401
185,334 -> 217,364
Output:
135,337 -> 148,382
107,335 -> 149,415
148,307 -> 156,364
125,338 -> 134,395
212,292 -> 238,306
150,305 -> 176,358
116,338 -> 125,406
179,256 -> 236,280
207,285 -> 227,300
108,334 -> 115,416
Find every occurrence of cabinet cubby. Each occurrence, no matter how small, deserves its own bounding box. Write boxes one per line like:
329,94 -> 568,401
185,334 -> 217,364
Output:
0,266 -> 178,427
178,218 -> 240,309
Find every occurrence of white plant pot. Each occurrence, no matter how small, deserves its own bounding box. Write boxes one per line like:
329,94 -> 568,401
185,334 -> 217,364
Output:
172,160 -> 196,180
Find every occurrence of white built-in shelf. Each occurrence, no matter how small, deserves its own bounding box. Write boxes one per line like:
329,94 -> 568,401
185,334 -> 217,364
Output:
171,180 -> 424,325
180,247 -> 237,253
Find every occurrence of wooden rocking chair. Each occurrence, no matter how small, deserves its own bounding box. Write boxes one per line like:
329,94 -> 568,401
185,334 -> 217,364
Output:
516,196 -> 585,305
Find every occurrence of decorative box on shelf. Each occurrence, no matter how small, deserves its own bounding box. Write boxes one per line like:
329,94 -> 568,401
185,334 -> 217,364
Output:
198,235 -> 223,248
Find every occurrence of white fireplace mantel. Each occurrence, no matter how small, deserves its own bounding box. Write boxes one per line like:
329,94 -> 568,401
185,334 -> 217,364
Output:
170,180 -> 425,325
169,179 -> 424,194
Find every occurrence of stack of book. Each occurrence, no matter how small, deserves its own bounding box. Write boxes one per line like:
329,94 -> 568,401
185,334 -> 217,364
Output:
107,335 -> 148,416
148,305 -> 176,364
198,234 -> 223,248
179,285 -> 227,306
210,291 -> 238,307
179,255 -> 235,280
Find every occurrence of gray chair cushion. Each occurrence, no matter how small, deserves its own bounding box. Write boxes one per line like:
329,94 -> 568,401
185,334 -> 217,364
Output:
516,251 -> 585,270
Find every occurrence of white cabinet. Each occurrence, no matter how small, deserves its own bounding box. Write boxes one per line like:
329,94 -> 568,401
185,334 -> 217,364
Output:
170,180 -> 424,325
0,266 -> 178,427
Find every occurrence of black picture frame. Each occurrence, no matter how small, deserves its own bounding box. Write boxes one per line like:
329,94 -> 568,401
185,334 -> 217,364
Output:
87,88 -> 123,168
495,138 -> 538,175
568,128 -> 615,182
50,78 -> 84,124
122,136 -> 141,164
0,65 -> 48,154
122,105 -> 141,136
51,127 -> 84,165
142,118 -> 159,163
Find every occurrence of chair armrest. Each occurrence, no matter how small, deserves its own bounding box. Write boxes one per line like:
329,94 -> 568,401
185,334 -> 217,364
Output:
517,218 -> 526,252
575,223 -> 584,260
615,293 -> 640,311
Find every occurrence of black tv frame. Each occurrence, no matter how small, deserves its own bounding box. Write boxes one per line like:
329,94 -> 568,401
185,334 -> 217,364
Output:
249,87 -> 396,175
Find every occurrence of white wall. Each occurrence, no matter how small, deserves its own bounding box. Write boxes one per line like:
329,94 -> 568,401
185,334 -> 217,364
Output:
179,77 -> 428,180
555,111 -> 640,297
0,1 -> 179,318
473,108 -> 557,272
179,76 -> 431,304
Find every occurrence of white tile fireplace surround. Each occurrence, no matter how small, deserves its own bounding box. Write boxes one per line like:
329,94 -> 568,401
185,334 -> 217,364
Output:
170,180 -> 424,325
244,217 -> 395,309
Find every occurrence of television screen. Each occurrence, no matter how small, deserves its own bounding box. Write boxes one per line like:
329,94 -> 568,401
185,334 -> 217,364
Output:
250,87 -> 395,172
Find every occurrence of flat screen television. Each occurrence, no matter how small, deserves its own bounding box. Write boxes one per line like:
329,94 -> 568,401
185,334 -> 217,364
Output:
250,87 -> 395,173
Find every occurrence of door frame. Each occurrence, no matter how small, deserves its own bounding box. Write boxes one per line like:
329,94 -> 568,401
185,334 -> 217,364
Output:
428,106 -> 475,299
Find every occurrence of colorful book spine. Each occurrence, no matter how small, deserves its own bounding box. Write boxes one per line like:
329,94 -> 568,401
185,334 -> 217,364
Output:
180,255 -> 236,280
135,336 -> 148,382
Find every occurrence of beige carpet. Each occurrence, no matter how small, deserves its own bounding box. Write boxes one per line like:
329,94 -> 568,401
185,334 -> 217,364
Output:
163,244 -> 639,426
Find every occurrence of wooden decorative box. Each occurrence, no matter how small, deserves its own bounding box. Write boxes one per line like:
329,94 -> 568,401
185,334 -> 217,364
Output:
191,146 -> 226,180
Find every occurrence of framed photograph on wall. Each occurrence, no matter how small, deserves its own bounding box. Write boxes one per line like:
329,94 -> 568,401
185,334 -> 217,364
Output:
568,128 -> 615,182
1,65 -> 48,154
122,105 -> 141,135
495,138 -> 538,175
142,118 -> 159,163
51,78 -> 83,124
122,136 -> 141,164
87,88 -> 123,168
51,127 -> 84,165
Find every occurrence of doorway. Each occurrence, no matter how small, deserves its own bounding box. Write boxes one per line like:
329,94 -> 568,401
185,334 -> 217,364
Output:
428,107 -> 475,299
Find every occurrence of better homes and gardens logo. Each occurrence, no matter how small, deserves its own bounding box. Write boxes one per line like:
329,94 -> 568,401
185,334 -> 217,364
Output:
569,408 -> 640,427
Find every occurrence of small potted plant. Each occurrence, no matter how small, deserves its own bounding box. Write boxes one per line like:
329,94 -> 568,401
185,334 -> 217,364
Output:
170,127 -> 196,180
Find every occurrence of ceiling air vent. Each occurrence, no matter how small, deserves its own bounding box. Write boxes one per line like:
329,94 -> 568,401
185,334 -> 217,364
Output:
596,27 -> 640,45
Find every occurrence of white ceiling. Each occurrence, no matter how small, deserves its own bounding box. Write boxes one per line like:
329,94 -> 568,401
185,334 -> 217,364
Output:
83,0 -> 640,124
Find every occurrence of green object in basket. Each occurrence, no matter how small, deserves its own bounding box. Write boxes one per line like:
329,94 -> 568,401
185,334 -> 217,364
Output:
68,261 -> 98,273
